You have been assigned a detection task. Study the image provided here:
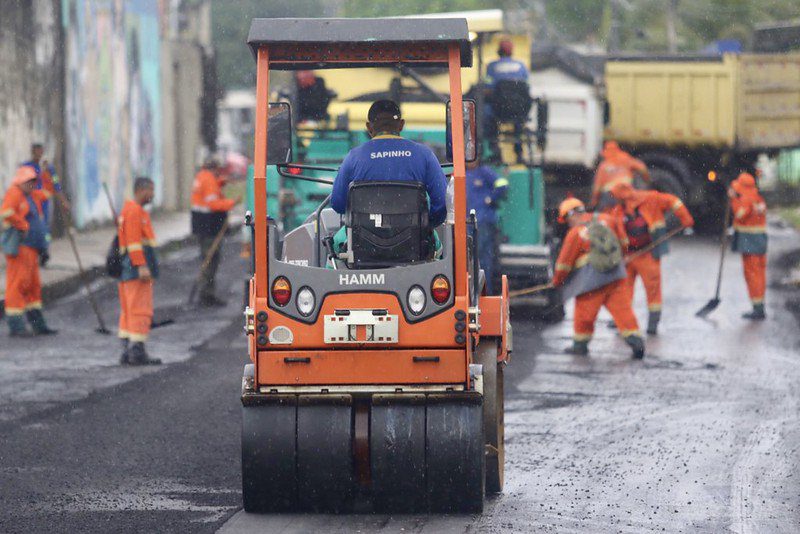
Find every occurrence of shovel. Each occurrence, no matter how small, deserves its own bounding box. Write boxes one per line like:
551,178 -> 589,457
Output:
696,199 -> 731,317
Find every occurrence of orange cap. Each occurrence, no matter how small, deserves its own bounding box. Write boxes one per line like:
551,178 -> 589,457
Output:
498,39 -> 513,55
12,165 -> 37,186
558,197 -> 585,223
736,172 -> 756,189
609,181 -> 635,200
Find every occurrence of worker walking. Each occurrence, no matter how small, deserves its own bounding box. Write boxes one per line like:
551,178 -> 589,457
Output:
729,172 -> 767,320
117,177 -> 161,365
466,159 -> 508,294
1,166 -> 58,336
609,182 -> 694,335
591,141 -> 649,210
552,198 -> 645,359
191,159 -> 238,307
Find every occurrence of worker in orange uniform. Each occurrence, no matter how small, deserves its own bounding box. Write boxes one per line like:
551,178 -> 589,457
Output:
191,159 -> 240,307
729,172 -> 767,320
552,197 -> 645,359
1,166 -> 57,336
118,177 -> 161,365
609,182 -> 694,335
591,141 -> 650,210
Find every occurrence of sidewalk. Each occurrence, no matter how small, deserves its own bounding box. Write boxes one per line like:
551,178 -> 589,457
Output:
0,210 -> 194,316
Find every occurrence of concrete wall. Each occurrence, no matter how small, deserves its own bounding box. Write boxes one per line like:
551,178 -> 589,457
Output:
0,0 -> 64,192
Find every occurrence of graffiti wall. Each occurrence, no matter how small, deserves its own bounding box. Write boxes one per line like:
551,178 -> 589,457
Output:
63,0 -> 162,226
0,1 -> 64,192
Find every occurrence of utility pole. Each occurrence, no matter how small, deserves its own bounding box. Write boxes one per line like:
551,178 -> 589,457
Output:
666,0 -> 679,53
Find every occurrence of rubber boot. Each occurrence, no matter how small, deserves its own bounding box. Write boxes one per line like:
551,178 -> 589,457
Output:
625,335 -> 646,360
7,315 -> 34,338
26,309 -> 57,335
128,342 -> 162,366
564,340 -> 589,356
742,303 -> 766,321
646,311 -> 661,336
120,339 -> 130,365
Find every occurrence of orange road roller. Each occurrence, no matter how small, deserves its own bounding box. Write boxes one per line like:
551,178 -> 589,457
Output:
240,17 -> 511,513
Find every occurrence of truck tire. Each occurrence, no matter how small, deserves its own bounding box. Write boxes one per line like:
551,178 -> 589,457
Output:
649,167 -> 685,200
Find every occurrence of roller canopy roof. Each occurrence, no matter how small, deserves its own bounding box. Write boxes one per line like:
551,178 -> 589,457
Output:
247,18 -> 472,69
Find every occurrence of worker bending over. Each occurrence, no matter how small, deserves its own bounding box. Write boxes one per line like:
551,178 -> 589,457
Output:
191,159 -> 239,307
592,141 -> 649,210
1,166 -> 57,336
729,173 -> 767,320
118,177 -> 161,365
552,198 -> 645,359
609,182 -> 694,335
331,100 -> 447,253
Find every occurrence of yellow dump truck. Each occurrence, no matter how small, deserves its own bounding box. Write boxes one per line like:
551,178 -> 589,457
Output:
605,53 -> 800,215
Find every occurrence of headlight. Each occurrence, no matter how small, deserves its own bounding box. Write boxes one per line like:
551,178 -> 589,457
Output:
296,287 -> 315,316
408,285 -> 426,315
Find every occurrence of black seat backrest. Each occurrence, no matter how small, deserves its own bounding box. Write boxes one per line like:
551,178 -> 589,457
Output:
491,79 -> 533,122
346,181 -> 431,269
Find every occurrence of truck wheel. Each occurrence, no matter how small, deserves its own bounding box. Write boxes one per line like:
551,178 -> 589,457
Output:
476,340 -> 505,494
649,167 -> 685,200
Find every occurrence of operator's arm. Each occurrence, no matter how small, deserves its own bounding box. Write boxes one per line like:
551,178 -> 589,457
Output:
1,189 -> 29,232
630,157 -> 650,182
607,210 -> 629,253
552,229 -> 581,287
425,151 -> 447,227
657,192 -> 694,228
590,165 -> 605,206
330,153 -> 355,214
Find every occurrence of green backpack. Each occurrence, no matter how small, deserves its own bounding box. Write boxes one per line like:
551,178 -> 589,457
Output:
586,215 -> 622,272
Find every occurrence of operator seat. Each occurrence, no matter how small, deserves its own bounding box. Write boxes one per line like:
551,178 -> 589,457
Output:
491,79 -> 533,122
343,181 -> 432,269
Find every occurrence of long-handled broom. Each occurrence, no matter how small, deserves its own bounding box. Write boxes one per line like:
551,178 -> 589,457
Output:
696,199 -> 731,317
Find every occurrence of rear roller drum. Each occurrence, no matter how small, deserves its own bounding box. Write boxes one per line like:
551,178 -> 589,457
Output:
370,394 -> 427,513
477,340 -> 505,494
426,395 -> 485,513
241,396 -> 298,512
296,395 -> 355,512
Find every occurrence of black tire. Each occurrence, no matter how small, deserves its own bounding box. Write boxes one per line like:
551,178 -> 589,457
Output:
476,341 -> 505,494
241,397 -> 298,513
426,395 -> 485,513
296,395 -> 355,512
648,167 -> 686,201
370,395 -> 427,512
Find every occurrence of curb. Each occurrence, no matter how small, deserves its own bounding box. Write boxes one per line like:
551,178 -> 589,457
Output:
0,234 -> 198,322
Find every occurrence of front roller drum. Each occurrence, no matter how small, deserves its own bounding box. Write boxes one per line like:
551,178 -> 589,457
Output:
426,394 -> 485,513
296,395 -> 355,512
241,395 -> 297,513
370,394 -> 427,513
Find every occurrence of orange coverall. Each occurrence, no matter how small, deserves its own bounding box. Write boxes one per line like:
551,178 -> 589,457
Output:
1,183 -> 52,317
591,147 -> 648,206
553,213 -> 639,342
118,200 -> 157,342
190,169 -> 235,215
620,190 -> 694,313
731,188 -> 767,305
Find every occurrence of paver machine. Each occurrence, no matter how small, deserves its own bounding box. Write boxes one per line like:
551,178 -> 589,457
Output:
240,18 -> 511,514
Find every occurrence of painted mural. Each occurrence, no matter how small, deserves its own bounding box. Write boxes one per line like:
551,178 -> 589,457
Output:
63,0 -> 162,226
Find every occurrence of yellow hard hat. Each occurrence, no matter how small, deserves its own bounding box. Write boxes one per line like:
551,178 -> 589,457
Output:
558,197 -> 584,223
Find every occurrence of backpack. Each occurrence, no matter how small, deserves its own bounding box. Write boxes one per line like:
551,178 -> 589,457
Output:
106,235 -> 122,279
586,215 -> 622,272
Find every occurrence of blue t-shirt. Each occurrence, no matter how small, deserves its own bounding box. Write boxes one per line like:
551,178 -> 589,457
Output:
331,135 -> 448,227
486,57 -> 529,86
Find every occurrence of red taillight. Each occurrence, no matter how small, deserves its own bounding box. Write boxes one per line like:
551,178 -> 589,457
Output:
271,277 -> 291,306
431,275 -> 451,304
288,166 -> 302,175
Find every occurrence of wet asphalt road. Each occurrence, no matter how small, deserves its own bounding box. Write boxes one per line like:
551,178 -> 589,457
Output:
1,222 -> 800,533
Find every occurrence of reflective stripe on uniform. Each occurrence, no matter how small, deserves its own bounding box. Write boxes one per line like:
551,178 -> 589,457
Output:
555,262 -> 572,272
191,206 -> 211,213
24,300 -> 42,310
128,332 -> 148,342
494,178 -> 509,188
574,333 -> 593,342
575,254 -> 589,268
4,307 -> 24,316
733,224 -> 766,233
619,329 -> 640,338
0,208 -> 14,219
647,303 -> 662,312
671,199 -> 684,211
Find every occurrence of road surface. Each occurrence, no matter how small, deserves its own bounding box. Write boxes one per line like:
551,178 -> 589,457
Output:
1,222 -> 799,533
